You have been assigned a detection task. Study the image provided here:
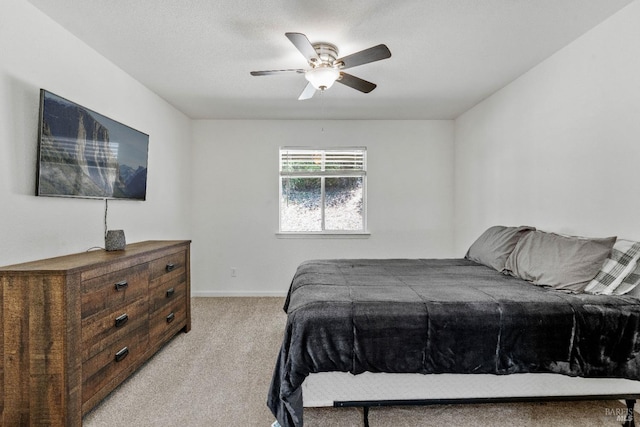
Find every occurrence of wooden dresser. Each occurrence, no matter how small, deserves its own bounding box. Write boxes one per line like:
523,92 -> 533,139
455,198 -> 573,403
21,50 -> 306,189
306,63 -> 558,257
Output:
0,240 -> 191,426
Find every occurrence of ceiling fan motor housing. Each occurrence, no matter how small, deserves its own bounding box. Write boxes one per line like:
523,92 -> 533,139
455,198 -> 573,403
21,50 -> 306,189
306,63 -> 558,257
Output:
311,43 -> 340,67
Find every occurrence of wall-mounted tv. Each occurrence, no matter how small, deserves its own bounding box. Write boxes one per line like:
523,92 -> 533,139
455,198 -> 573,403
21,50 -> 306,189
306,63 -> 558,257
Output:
36,89 -> 149,200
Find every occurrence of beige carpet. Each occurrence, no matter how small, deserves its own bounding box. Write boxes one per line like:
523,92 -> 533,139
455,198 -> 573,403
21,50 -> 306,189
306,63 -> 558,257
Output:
84,297 -> 634,426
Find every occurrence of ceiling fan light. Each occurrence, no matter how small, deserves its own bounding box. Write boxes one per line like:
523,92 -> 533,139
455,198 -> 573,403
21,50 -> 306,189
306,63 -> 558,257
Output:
305,66 -> 340,91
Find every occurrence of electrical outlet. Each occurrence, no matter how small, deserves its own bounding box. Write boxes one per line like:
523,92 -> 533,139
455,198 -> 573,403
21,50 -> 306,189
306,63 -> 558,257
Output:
231,267 -> 237,277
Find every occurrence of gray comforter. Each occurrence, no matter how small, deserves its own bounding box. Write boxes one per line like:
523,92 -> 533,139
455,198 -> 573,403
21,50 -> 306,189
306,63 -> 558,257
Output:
267,259 -> 640,426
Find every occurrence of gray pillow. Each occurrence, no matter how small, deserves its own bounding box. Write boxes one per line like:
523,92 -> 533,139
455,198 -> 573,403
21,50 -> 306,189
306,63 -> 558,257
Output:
465,225 -> 536,271
504,231 -> 616,292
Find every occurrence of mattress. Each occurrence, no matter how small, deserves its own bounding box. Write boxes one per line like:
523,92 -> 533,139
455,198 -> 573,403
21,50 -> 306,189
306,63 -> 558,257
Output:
302,372 -> 640,407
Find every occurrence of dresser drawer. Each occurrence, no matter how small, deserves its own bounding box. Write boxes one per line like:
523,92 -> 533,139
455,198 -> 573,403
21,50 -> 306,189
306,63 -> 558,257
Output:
82,263 -> 149,319
82,324 -> 149,404
150,299 -> 187,343
149,249 -> 186,281
149,272 -> 187,312
82,296 -> 149,361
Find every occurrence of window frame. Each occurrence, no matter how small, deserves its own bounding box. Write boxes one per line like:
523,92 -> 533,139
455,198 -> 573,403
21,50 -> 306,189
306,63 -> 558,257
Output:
277,146 -> 369,237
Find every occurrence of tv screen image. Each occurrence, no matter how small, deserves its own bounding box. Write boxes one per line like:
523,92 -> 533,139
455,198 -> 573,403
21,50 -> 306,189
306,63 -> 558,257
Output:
37,90 -> 149,200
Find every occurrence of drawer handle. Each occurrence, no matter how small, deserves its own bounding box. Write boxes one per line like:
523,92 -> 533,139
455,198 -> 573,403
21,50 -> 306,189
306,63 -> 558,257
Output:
166,263 -> 176,272
114,281 -> 128,291
115,313 -> 129,328
166,312 -> 175,324
115,347 -> 129,362
166,287 -> 175,298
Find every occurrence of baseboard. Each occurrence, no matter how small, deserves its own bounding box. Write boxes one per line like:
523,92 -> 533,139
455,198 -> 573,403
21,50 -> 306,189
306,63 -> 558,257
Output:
191,291 -> 287,297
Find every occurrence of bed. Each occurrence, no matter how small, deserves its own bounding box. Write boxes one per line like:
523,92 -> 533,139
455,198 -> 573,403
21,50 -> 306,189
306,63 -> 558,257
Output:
267,227 -> 640,427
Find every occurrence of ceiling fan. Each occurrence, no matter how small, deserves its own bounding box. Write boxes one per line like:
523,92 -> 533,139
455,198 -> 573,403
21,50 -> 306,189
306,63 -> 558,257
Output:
250,32 -> 391,100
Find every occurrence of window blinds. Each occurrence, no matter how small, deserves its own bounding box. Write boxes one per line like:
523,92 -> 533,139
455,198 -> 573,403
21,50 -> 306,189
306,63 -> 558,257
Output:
280,148 -> 366,175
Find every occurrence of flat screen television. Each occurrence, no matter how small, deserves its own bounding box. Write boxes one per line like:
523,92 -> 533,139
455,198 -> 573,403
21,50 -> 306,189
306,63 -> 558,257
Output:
36,89 -> 149,200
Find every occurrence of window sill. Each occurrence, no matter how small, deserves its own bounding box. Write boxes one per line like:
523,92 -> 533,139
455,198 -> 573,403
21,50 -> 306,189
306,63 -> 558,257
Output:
276,232 -> 371,239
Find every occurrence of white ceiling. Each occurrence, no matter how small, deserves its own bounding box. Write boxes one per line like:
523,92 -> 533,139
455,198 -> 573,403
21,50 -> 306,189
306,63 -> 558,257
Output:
26,0 -> 634,120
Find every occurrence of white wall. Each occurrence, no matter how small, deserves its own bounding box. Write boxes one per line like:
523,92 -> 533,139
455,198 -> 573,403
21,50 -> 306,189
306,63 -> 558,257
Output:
0,0 -> 192,265
454,1 -> 640,253
2,0 -> 453,297
9,0 -> 636,296
191,120 -> 454,295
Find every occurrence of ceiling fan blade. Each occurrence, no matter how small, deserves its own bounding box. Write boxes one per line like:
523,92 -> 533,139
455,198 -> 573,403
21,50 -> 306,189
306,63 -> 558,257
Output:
298,82 -> 316,100
337,72 -> 377,93
336,44 -> 391,70
285,32 -> 320,64
250,69 -> 304,76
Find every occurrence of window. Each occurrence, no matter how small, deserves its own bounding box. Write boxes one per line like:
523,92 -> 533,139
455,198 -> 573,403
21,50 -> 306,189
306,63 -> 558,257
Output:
279,147 -> 367,234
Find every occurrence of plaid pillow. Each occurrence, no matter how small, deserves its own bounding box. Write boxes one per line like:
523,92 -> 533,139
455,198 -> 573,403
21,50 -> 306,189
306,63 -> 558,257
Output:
614,262 -> 640,295
584,239 -> 640,295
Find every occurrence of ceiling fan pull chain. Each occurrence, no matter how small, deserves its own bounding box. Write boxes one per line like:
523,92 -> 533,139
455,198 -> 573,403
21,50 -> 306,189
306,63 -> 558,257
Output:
321,90 -> 324,132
